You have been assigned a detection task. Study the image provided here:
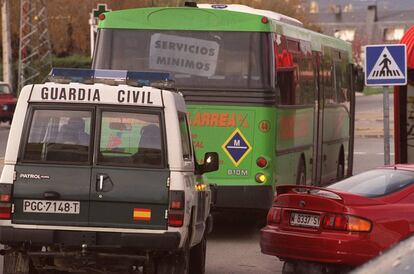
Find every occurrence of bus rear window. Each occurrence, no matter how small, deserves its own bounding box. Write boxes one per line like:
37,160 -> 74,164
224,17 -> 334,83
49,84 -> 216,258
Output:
94,29 -> 271,90
22,109 -> 92,164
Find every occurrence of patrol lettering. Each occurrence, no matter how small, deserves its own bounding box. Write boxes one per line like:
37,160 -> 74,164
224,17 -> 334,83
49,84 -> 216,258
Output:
118,90 -> 153,104
41,87 -> 101,102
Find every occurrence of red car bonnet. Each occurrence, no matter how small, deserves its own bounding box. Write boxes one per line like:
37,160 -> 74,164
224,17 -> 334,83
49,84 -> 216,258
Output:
275,185 -> 386,210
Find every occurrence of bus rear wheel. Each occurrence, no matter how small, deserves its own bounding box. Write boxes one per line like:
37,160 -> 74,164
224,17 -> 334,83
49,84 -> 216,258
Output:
296,158 -> 306,185
337,151 -> 345,181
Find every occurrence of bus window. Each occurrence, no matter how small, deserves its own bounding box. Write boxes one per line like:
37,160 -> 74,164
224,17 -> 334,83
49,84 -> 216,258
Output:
94,29 -> 271,90
277,53 -> 314,106
278,70 -> 296,105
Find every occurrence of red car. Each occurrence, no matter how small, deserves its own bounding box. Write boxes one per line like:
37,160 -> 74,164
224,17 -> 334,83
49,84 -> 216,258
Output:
0,82 -> 16,124
261,165 -> 414,274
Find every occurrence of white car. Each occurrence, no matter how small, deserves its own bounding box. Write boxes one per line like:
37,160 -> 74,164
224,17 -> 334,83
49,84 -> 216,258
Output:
0,69 -> 218,274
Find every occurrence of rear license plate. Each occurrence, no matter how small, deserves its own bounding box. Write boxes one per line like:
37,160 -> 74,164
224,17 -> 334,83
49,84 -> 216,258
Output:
290,212 -> 320,228
23,200 -> 80,214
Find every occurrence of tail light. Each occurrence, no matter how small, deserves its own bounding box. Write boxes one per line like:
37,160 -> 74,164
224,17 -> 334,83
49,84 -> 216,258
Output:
322,213 -> 371,232
168,191 -> 185,227
256,157 -> 268,168
267,207 -> 282,224
0,184 -> 12,219
255,173 -> 267,183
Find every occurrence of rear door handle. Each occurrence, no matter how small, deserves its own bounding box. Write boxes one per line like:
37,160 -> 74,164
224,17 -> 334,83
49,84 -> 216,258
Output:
96,174 -> 113,192
99,175 -> 104,191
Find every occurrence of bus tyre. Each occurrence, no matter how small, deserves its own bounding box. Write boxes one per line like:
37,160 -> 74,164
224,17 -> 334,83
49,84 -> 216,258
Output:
189,235 -> 207,274
296,158 -> 306,185
4,251 -> 31,274
337,152 -> 345,181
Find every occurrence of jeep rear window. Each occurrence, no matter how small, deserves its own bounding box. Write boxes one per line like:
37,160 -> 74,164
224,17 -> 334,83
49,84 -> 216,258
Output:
98,111 -> 164,168
23,109 -> 92,163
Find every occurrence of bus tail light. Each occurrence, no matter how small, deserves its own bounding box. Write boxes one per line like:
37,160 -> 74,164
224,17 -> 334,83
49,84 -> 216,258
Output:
255,173 -> 267,183
322,214 -> 372,232
168,191 -> 185,227
256,157 -> 268,168
0,184 -> 12,220
267,207 -> 281,224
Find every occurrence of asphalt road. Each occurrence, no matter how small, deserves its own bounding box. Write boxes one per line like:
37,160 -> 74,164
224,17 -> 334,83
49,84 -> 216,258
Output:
0,94 -> 392,273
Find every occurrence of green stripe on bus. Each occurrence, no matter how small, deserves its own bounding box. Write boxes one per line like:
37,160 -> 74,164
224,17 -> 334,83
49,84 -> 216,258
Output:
98,7 -> 275,32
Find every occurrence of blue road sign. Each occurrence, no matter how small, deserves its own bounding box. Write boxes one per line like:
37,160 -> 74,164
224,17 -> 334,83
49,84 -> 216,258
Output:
222,128 -> 252,167
365,44 -> 407,86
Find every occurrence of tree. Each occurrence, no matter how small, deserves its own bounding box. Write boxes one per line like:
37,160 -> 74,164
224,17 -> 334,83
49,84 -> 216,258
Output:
5,0 -> 317,57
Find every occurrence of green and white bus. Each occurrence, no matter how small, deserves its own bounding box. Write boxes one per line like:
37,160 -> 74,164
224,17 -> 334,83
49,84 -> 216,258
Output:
93,4 -> 360,211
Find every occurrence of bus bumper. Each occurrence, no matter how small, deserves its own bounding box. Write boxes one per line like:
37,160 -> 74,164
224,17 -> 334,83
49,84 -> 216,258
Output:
213,185 -> 273,210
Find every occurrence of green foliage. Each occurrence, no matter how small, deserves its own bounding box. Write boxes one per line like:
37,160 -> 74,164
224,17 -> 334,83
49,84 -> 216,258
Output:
52,55 -> 92,69
29,55 -> 92,87
363,86 -> 383,96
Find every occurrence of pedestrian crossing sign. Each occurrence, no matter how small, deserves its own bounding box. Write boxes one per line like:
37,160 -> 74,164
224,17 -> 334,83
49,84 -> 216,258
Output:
365,44 -> 407,86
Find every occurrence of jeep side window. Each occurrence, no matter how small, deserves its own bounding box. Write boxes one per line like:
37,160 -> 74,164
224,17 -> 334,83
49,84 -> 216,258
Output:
22,109 -> 92,163
98,111 -> 164,167
178,112 -> 192,161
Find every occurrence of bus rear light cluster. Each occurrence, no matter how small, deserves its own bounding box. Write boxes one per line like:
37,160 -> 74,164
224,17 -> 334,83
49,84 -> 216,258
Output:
0,184 -> 12,220
256,157 -> 268,168
168,190 -> 185,227
255,173 -> 267,183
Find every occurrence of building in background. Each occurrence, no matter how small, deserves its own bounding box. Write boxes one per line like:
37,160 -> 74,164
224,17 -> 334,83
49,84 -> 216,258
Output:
305,0 -> 414,65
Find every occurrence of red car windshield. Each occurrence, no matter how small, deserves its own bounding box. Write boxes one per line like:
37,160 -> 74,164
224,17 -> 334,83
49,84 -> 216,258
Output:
328,169 -> 414,197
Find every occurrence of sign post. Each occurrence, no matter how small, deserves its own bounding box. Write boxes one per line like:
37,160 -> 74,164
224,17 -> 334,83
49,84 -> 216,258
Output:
89,4 -> 111,57
365,44 -> 407,165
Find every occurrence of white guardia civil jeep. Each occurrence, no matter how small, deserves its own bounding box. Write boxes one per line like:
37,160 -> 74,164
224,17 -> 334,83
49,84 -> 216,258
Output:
0,69 -> 218,274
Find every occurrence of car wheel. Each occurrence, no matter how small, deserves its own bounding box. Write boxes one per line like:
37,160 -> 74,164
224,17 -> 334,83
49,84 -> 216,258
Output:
4,251 -> 35,274
189,235 -> 206,274
296,158 -> 306,185
156,247 -> 190,274
282,261 -> 296,274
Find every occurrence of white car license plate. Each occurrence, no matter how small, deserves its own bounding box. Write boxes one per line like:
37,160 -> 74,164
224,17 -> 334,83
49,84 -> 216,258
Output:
23,200 -> 80,214
290,212 -> 320,228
